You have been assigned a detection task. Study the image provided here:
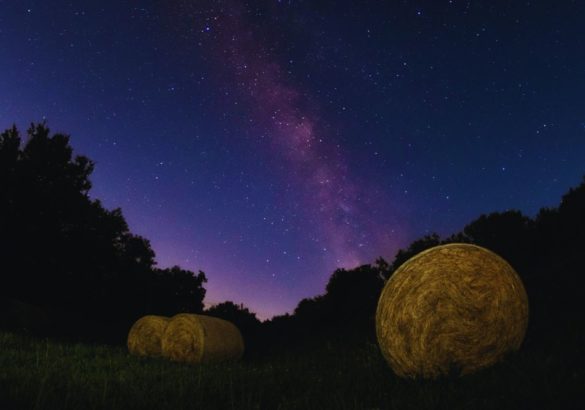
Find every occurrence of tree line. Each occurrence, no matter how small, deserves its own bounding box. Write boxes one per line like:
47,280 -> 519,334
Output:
1,123 -> 583,352
258,177 -> 585,353
0,124 -> 206,342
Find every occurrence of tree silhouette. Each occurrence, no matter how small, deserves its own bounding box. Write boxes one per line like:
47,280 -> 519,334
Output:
457,210 -> 534,271
274,259 -> 391,344
391,233 -> 442,271
324,263 -> 387,333
0,123 -> 208,342
155,267 -> 207,316
529,176 -> 585,344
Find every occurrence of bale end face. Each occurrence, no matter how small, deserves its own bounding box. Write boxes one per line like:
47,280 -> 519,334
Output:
127,315 -> 170,357
376,243 -> 529,379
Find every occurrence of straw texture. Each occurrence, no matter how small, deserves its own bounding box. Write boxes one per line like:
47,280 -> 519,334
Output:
127,315 -> 170,357
376,243 -> 529,379
161,313 -> 244,364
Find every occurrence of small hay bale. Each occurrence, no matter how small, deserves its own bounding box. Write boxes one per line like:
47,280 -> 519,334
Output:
127,315 -> 170,357
161,313 -> 244,364
376,243 -> 529,379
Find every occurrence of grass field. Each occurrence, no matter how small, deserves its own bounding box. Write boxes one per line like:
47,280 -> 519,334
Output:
0,331 -> 583,410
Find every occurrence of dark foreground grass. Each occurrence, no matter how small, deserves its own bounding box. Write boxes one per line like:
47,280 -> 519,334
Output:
0,331 -> 583,410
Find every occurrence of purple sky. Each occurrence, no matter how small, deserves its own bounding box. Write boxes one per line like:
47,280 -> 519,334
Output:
2,1 -> 585,318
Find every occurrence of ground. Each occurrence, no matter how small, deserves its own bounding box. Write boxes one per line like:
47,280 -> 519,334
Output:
0,332 -> 582,410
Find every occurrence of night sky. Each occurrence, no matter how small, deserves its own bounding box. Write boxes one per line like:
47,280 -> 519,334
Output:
1,0 -> 584,319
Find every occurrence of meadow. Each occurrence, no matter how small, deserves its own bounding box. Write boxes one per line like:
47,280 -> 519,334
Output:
0,331 -> 583,410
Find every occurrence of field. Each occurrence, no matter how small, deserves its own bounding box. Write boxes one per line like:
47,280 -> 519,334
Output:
0,332 -> 583,409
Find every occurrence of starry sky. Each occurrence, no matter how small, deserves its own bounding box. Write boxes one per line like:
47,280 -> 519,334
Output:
1,0 -> 584,319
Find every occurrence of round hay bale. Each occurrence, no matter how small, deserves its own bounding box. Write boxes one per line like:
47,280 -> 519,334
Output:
376,243 -> 529,379
127,315 -> 170,357
161,313 -> 244,364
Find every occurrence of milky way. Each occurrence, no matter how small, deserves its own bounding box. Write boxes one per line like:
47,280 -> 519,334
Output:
175,0 -> 405,270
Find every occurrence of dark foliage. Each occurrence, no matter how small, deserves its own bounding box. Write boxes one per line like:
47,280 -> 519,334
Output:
261,259 -> 390,351
0,124 -> 207,343
391,233 -> 442,271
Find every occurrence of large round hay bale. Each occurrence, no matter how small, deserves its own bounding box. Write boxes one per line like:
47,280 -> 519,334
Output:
127,315 -> 170,357
161,313 -> 244,364
376,243 -> 529,379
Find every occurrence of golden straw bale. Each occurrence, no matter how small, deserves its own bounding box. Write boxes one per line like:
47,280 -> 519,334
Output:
376,243 -> 529,379
161,313 -> 244,364
127,315 -> 170,357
